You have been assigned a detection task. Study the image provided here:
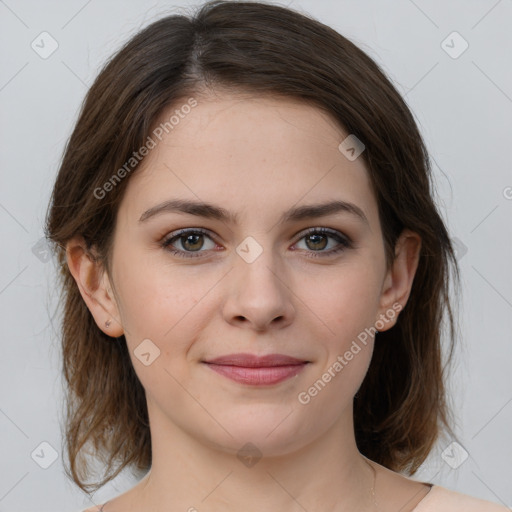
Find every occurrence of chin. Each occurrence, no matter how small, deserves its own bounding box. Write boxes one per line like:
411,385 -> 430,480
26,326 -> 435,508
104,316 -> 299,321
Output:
200,409 -> 315,459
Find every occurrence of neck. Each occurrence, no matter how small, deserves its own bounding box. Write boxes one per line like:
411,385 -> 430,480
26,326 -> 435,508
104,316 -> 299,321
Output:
131,404 -> 376,512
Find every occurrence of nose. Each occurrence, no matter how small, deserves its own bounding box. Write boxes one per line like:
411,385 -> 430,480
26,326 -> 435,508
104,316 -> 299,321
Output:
222,248 -> 296,332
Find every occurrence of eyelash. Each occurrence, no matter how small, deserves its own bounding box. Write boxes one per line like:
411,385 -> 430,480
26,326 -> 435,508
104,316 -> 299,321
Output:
160,227 -> 352,259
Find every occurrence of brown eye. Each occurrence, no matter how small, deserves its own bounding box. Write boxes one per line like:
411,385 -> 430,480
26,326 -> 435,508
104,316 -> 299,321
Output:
180,233 -> 205,251
294,228 -> 352,258
161,228 -> 217,258
304,233 -> 328,251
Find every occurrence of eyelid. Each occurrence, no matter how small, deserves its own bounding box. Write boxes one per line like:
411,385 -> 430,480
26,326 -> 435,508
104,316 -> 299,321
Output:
161,227 -> 218,248
291,227 -> 352,255
294,226 -> 348,240
161,227 -> 215,242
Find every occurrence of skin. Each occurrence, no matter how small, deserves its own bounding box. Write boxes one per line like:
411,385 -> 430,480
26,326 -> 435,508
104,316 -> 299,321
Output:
67,91 -> 430,512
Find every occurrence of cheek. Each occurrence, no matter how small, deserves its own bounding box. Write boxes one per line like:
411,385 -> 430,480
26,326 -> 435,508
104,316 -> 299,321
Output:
300,258 -> 384,346
112,251 -> 233,391
294,266 -> 381,422
112,258 -> 210,403
113,243 -> 206,330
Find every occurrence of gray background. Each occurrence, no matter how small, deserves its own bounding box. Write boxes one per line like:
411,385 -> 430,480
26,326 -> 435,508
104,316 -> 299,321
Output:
0,0 -> 511,510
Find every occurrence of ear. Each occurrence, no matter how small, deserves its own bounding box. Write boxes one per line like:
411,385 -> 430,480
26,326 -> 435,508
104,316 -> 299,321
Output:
376,229 -> 421,331
65,236 -> 124,337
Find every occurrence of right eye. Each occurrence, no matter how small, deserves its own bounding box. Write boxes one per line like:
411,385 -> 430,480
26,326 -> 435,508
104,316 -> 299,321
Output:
161,228 -> 219,258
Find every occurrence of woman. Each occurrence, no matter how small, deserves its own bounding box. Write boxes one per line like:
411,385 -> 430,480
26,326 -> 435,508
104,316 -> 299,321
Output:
45,1 -> 508,510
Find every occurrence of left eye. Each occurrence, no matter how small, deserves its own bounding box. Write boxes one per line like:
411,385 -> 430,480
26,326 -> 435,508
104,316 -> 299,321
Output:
294,228 -> 348,253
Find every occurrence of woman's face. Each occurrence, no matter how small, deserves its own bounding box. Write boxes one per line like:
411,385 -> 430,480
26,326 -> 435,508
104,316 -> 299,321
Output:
105,92 -> 403,456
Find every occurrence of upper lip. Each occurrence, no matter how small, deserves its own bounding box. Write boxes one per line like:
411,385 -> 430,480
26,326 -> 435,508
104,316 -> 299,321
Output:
203,353 -> 309,367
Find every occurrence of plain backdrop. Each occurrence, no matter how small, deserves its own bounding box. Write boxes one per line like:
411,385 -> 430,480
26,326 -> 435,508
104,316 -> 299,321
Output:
0,0 -> 511,510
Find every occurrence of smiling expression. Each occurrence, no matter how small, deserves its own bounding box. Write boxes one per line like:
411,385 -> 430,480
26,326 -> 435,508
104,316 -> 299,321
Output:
104,92 -> 395,455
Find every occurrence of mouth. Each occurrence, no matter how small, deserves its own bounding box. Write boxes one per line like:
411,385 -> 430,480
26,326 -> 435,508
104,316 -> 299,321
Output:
202,353 -> 310,386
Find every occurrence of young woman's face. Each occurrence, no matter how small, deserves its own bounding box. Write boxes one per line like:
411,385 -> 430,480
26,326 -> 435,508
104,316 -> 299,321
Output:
108,92 -> 397,456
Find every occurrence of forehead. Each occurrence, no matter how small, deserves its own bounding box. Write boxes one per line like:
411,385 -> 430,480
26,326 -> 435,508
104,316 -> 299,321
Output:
117,93 -> 377,228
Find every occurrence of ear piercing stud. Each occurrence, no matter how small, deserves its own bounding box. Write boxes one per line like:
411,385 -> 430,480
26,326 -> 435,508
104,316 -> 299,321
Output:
105,319 -> 111,328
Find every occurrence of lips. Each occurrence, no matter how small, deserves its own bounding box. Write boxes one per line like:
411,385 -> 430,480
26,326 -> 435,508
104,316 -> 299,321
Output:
204,353 -> 309,367
202,353 -> 310,385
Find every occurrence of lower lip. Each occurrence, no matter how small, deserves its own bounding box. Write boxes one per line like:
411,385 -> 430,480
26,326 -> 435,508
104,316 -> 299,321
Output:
204,363 -> 308,385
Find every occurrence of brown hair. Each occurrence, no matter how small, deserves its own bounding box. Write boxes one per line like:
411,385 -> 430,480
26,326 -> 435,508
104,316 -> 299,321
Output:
45,0 -> 460,494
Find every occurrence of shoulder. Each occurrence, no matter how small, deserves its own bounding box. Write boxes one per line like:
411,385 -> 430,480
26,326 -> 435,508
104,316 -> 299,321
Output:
414,485 -> 510,511
79,506 -> 104,512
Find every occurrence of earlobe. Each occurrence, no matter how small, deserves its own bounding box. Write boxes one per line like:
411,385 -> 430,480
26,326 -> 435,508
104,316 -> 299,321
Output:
376,229 -> 421,331
65,236 -> 124,337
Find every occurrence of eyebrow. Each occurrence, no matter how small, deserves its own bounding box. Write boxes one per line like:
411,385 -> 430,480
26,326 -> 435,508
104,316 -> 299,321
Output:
138,198 -> 368,226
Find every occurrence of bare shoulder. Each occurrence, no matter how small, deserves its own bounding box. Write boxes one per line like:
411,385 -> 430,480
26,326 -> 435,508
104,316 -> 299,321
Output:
367,459 -> 433,512
417,486 -> 511,511
368,460 -> 509,512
